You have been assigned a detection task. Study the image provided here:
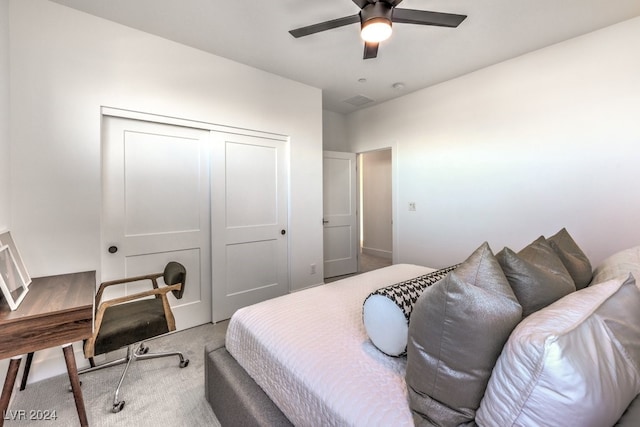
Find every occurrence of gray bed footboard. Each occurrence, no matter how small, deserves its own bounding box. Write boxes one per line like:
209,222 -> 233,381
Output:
204,341 -> 293,426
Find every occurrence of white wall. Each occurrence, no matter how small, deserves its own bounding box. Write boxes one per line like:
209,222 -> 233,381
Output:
9,0 -> 323,291
361,149 -> 392,258
0,0 -> 9,231
348,17 -> 640,268
322,109 -> 349,151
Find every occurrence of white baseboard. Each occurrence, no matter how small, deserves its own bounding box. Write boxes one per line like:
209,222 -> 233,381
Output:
361,246 -> 392,260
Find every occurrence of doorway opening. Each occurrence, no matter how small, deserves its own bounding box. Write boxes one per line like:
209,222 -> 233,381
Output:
358,148 -> 393,274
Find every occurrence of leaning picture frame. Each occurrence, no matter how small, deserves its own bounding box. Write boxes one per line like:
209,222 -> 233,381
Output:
0,245 -> 29,310
0,230 -> 31,286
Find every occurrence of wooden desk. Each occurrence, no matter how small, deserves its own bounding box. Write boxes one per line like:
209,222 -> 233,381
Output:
0,271 -> 95,427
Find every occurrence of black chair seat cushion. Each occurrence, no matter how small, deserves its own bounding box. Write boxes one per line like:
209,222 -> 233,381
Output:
93,298 -> 170,355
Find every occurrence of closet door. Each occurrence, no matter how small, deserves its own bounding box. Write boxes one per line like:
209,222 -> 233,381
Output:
211,132 -> 289,321
102,116 -> 212,330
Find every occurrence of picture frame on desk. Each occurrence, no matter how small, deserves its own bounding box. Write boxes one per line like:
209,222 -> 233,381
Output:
0,244 -> 29,310
0,230 -> 31,286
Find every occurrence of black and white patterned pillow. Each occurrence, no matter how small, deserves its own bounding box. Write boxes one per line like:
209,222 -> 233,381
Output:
363,264 -> 459,357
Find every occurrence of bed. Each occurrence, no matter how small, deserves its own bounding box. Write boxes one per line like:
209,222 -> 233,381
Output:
205,263 -> 433,426
205,236 -> 640,426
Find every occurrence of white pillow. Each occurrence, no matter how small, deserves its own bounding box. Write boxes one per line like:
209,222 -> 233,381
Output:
476,274 -> 640,427
591,245 -> 640,285
362,294 -> 410,356
362,265 -> 457,356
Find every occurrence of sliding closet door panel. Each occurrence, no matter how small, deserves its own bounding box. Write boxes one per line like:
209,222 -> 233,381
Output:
102,116 -> 212,330
225,142 -> 278,228
211,132 -> 289,322
123,132 -> 201,235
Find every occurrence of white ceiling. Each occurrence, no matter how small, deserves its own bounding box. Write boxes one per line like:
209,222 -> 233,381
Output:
50,0 -> 640,114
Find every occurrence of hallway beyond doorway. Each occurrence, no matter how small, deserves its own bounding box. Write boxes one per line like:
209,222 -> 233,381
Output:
324,252 -> 391,283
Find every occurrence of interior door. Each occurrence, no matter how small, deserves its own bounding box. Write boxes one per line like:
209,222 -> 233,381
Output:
323,151 -> 358,278
102,116 -> 212,330
211,131 -> 289,322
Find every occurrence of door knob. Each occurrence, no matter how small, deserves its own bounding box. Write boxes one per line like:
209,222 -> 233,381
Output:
108,246 -> 118,254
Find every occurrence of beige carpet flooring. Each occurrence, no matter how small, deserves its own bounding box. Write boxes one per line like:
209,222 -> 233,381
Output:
5,322 -> 227,426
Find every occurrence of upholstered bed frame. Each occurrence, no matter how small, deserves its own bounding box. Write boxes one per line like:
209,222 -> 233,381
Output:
204,337 -> 292,426
204,236 -> 640,426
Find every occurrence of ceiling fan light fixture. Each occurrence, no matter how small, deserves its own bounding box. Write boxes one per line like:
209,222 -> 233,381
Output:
289,0 -> 468,61
361,18 -> 392,42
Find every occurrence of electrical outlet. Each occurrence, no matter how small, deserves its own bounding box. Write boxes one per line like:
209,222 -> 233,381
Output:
409,202 -> 416,211
310,263 -> 317,274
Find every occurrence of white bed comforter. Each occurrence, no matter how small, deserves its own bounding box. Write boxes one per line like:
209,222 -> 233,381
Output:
226,264 -> 434,427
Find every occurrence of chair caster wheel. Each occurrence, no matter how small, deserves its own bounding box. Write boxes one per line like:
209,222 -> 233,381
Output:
112,401 -> 125,413
180,359 -> 189,368
137,345 -> 149,355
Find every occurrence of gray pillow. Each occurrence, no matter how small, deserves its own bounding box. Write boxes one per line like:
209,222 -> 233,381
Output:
405,242 -> 522,426
547,228 -> 592,289
497,236 -> 576,317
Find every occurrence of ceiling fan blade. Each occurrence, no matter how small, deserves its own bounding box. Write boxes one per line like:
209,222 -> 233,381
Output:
289,14 -> 360,38
352,0 -> 374,8
392,9 -> 467,28
363,41 -> 379,59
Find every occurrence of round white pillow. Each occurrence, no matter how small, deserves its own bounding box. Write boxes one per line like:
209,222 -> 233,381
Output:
363,294 -> 410,356
362,264 -> 458,357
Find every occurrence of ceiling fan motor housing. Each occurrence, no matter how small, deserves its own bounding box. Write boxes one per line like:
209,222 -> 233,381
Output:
360,2 -> 394,27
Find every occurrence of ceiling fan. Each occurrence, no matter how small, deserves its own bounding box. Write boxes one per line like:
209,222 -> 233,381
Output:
289,0 -> 467,60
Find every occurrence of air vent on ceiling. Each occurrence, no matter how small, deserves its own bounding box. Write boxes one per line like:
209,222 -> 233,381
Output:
343,94 -> 375,107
